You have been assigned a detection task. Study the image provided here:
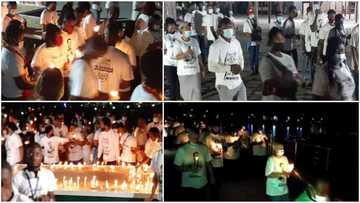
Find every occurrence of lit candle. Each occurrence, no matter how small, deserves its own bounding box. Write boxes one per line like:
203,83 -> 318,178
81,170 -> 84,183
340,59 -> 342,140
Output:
84,176 -> 87,187
77,176 -> 80,189
286,126 -> 290,137
110,90 -> 120,100
121,181 -> 127,192
90,176 -> 97,189
105,179 -> 109,191
49,63 -> 56,69
114,179 -> 118,190
93,25 -> 100,32
272,125 -> 276,137
250,124 -> 254,134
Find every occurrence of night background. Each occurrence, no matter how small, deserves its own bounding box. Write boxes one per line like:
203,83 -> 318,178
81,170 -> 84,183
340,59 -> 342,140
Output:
164,102 -> 358,201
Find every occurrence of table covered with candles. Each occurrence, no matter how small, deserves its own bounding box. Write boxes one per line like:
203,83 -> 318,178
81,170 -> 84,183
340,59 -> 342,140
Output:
13,162 -> 157,201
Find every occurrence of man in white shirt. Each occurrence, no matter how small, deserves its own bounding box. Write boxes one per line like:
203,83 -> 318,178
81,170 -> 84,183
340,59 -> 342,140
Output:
134,117 -> 148,150
174,23 -> 206,101
1,2 -> 26,33
53,118 -> 68,137
214,7 -> 224,31
243,7 -> 262,74
2,20 -> 34,99
202,5 -> 218,60
209,17 -> 246,101
77,2 -> 97,42
69,35 -> 108,100
92,34 -> 134,100
97,117 -> 119,165
282,6 -> 299,67
119,129 -> 137,165
13,143 -> 56,201
65,124 -> 85,164
60,12 -> 79,71
5,122 -> 23,166
40,125 -> 68,164
40,2 -> 58,31
318,9 -> 336,64
31,24 -> 68,74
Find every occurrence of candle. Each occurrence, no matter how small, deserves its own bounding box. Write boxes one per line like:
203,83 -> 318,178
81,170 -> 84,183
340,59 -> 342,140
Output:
84,176 -> 87,187
121,181 -> 127,192
90,176 -> 97,189
110,91 -> 120,100
250,124 -> 254,134
262,124 -> 265,132
272,125 -> 276,137
93,25 -> 100,32
114,179 -> 118,190
77,176 -> 80,189
105,179 -> 109,191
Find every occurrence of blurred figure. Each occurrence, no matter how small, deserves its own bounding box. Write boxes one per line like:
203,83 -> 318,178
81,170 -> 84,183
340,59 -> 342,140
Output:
1,2 -> 26,33
202,4 -> 217,61
131,50 -> 162,101
282,5 -> 298,67
4,122 -> 23,166
130,13 -> 155,58
59,2 -> 73,25
39,125 -> 68,164
296,178 -> 331,201
269,11 -> 283,29
350,24 -> 359,100
40,2 -> 58,31
97,117 -> 119,165
144,127 -> 161,163
318,9 -> 336,64
259,27 -> 302,100
35,67 -> 64,100
149,14 -> 162,42
77,2 -> 97,42
2,20 -> 34,100
243,7 -> 262,75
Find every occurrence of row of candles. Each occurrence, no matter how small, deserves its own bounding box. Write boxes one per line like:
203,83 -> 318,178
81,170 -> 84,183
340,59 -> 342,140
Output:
247,123 -> 304,137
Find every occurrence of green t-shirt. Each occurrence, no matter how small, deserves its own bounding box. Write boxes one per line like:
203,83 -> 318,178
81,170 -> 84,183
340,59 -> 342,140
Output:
174,142 -> 212,189
295,190 -> 314,201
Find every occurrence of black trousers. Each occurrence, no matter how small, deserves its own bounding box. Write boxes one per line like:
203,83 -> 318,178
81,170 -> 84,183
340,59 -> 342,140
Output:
180,185 -> 209,201
164,66 -> 180,100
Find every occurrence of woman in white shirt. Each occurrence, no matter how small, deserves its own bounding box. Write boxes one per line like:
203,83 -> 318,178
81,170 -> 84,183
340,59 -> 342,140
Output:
265,143 -> 294,201
174,22 -> 206,101
259,27 -> 302,100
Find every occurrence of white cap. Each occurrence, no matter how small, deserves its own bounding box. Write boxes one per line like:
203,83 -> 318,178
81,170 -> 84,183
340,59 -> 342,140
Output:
137,13 -> 150,26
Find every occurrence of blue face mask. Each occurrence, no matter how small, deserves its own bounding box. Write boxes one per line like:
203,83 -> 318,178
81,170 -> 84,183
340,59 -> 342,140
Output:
183,31 -> 192,38
223,28 -> 234,39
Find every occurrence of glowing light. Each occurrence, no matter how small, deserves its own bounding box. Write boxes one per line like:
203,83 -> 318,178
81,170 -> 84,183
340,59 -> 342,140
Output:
93,25 -> 100,32
49,64 -> 56,69
110,91 -> 119,100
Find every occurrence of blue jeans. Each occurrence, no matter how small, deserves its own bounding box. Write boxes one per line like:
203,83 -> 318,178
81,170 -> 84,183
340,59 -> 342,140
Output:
247,42 -> 260,73
268,194 -> 289,201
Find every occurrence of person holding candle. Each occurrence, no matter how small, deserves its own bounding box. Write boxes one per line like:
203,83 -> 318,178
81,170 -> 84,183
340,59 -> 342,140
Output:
265,143 -> 294,201
31,24 -> 68,75
144,127 -> 161,164
97,117 -> 120,165
40,125 -> 69,164
13,143 -> 56,201
146,149 -> 163,201
251,130 -> 268,176
68,35 -> 107,100
174,130 -> 214,201
65,123 -> 85,164
119,124 -> 137,165
1,2 -> 26,34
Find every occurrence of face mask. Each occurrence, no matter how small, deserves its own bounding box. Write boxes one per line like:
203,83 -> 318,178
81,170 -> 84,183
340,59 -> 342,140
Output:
335,53 -> 346,63
55,35 -> 63,47
216,8 -> 220,13
314,195 -> 328,202
202,6 -> 206,11
273,42 -> 284,51
249,14 -> 255,19
183,31 -> 192,38
208,9 -> 213,14
223,28 -> 234,39
9,9 -> 16,15
277,149 -> 284,156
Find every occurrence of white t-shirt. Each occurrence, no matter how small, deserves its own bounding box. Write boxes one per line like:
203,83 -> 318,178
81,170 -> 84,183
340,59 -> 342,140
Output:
69,59 -> 98,98
53,124 -> 68,137
213,13 -> 223,31
202,14 -> 216,41
31,43 -> 67,72
144,139 -> 161,159
164,33 -> 179,66
5,132 -> 23,166
184,13 -> 193,24
67,132 -> 84,161
120,134 -> 137,163
251,133 -> 267,156
130,84 -> 158,101
91,46 -> 134,94
2,14 -> 25,32
40,9 -> 58,26
97,130 -> 119,162
268,52 -> 298,73
265,156 -> 289,196
150,150 -> 163,201
134,127 -> 147,146
209,36 -> 244,90
80,13 -> 97,41
174,37 -> 201,76
13,167 -> 56,199
350,25 -> 359,48
319,23 -> 334,55
1,46 -> 26,98
115,40 -> 137,67
61,30 -> 80,64
40,136 -> 68,164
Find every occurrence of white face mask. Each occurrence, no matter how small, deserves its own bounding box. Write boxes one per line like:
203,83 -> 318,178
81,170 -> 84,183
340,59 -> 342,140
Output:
223,28 -> 234,39
9,9 -> 16,15
153,117 -> 160,123
183,30 -> 192,38
276,16 -> 283,23
208,9 -> 213,14
277,149 -> 284,156
314,195 -> 328,202
216,8 -> 220,13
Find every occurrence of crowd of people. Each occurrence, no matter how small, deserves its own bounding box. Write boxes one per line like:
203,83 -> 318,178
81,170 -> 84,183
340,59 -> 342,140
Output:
1,2 -> 162,101
165,120 -> 332,201
1,104 -> 163,201
164,2 -> 358,101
